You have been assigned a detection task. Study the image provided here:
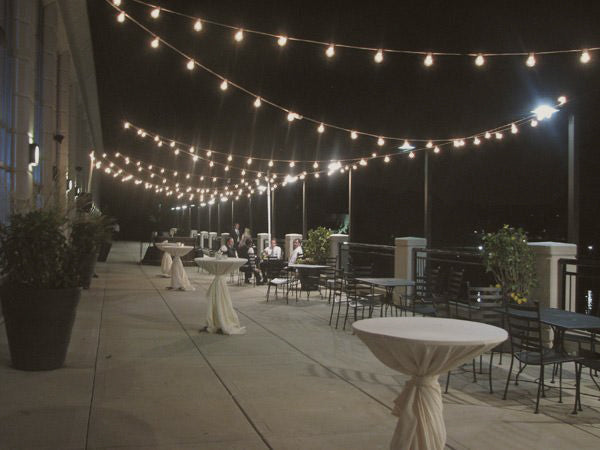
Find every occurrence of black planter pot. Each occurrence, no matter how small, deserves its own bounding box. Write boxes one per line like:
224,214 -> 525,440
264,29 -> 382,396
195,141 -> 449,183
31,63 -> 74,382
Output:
0,287 -> 82,371
80,251 -> 99,289
97,241 -> 112,262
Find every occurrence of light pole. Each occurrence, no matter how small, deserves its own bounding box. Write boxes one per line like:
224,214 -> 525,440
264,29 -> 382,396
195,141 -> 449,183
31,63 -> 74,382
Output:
348,169 -> 352,240
567,113 -> 578,247
424,151 -> 431,247
302,178 -> 307,237
267,181 -> 272,238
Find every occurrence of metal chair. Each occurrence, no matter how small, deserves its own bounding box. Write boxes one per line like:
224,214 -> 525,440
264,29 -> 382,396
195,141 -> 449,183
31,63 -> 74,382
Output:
405,266 -> 441,316
502,302 -> 583,414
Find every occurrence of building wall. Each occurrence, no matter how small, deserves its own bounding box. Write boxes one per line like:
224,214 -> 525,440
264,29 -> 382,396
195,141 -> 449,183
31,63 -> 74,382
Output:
0,0 -> 100,221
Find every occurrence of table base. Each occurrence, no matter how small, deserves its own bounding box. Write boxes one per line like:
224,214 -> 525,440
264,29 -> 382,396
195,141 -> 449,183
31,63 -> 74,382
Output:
205,274 -> 246,335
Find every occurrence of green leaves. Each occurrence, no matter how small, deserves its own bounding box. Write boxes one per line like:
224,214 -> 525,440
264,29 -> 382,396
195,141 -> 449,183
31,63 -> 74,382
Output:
303,227 -> 332,264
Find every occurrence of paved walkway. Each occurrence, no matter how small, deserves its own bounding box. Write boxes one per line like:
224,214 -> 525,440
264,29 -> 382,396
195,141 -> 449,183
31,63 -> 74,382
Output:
1,242 -> 599,449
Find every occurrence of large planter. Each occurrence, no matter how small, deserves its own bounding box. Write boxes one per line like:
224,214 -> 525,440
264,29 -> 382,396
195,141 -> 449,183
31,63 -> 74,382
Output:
80,251 -> 99,289
97,241 -> 112,262
0,287 -> 82,371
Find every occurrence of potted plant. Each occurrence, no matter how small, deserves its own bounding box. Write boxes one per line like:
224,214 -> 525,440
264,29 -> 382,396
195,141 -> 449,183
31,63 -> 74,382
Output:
482,225 -> 537,305
71,214 -> 114,288
0,209 -> 82,370
297,227 -> 332,291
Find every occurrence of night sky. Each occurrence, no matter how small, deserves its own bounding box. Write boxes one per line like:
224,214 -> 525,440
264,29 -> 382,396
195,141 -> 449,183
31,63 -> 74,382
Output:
88,0 -> 600,250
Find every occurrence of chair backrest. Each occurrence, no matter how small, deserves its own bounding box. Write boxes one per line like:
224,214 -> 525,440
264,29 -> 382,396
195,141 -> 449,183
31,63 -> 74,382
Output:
445,268 -> 464,300
347,264 -> 372,278
325,256 -> 337,267
247,254 -> 257,269
505,302 -> 543,356
467,286 -> 504,326
415,266 -> 441,299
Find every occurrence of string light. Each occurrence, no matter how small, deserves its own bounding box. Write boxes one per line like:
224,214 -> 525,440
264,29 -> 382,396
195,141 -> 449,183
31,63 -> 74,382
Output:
495,132 -> 503,140
434,146 -> 440,154
317,123 -> 325,133
530,119 -> 538,127
287,111 -> 296,122
289,161 -> 295,167
313,162 -> 319,169
220,79 -> 228,91
247,157 -> 252,165
189,146 -> 195,153
193,19 -> 203,32
374,49 -> 384,63
384,155 -> 390,163
150,7 -> 160,19
350,131 -> 358,140
234,29 -> 244,42
123,121 -> 130,129
377,137 -> 385,146
227,154 -> 233,161
473,137 -> 481,145
475,54 -> 485,66
426,141 -> 433,148
268,160 -> 273,167
117,11 -> 125,22
484,131 -> 492,139
409,151 -> 415,159
558,95 -> 567,105
150,36 -> 160,48
277,36 -> 287,46
526,53 -> 536,67
187,59 -> 195,70
511,123 -> 518,134
325,44 -> 335,58
254,97 -> 262,108
399,140 -> 415,150
112,0 -> 121,5
580,49 -> 591,64
424,53 -> 434,67
206,150 -> 212,157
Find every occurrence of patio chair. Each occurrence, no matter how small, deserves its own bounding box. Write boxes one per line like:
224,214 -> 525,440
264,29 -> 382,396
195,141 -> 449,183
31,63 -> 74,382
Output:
445,286 -> 508,393
341,272 -> 373,330
431,268 -> 464,318
328,269 -> 346,327
502,302 -> 583,414
266,267 -> 290,302
319,256 -> 338,300
403,266 -> 441,317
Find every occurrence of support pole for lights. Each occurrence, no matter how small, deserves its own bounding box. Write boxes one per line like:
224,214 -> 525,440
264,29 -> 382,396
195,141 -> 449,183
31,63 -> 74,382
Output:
217,201 -> 221,234
424,151 -> 431,247
267,181 -> 272,238
348,169 -> 352,240
272,187 -> 276,239
567,114 -> 578,247
208,203 -> 212,233
249,196 -> 253,234
231,200 -> 234,230
302,178 -> 307,237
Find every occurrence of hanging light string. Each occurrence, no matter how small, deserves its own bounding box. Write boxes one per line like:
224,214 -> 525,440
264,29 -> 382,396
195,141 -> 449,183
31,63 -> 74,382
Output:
106,0 -> 576,146
122,0 -> 598,63
122,95 -> 565,171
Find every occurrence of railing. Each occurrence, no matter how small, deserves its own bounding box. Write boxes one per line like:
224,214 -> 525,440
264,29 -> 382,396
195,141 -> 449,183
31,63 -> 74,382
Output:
559,258 -> 600,314
338,242 -> 395,277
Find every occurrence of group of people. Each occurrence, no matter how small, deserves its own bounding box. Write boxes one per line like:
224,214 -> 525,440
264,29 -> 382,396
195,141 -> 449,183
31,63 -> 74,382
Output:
224,223 -> 303,284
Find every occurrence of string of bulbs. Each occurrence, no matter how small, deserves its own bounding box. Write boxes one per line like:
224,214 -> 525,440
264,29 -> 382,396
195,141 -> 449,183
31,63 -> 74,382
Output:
105,0 -> 576,147
113,0 -> 597,67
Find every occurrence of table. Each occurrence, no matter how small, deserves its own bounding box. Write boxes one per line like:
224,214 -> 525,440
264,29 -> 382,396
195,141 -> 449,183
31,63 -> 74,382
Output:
155,242 -> 176,277
162,245 -> 195,290
195,257 -> 248,335
287,264 -> 330,296
356,278 -> 415,315
353,317 -> 507,450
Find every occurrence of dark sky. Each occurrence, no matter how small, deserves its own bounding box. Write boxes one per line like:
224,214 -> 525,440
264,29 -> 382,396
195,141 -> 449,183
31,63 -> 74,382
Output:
88,0 -> 600,249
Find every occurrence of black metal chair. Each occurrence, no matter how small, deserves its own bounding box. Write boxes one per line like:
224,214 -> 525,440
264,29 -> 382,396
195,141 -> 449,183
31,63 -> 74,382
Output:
432,268 -> 464,318
502,302 -> 583,414
319,256 -> 338,300
403,266 -> 442,316
264,260 -> 289,302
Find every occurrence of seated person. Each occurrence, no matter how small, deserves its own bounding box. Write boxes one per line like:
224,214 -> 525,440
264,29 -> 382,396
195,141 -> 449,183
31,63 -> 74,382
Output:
240,239 -> 263,284
288,238 -> 303,265
262,239 -> 282,259
225,237 -> 238,257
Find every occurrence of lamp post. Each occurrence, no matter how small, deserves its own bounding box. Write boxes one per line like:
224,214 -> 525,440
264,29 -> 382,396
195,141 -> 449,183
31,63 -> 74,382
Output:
208,202 -> 212,233
348,169 -> 352,241
267,181 -> 272,238
217,200 -> 221,234
567,113 -> 578,247
302,178 -> 307,237
424,151 -> 431,247
249,196 -> 253,234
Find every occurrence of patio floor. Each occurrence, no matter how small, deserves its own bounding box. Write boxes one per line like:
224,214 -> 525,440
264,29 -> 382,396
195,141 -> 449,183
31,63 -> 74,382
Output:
1,241 -> 599,449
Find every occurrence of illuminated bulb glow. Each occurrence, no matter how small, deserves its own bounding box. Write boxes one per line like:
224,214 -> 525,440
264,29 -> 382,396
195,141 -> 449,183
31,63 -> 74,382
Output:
408,151 -> 415,159
374,49 -> 384,63
187,59 -> 195,70
526,53 -> 536,67
377,137 -> 385,146
277,36 -> 287,46
117,11 -> 125,22
193,155 -> 199,161
580,49 -> 591,64
495,132 -> 503,139
384,155 -> 390,163
350,131 -> 358,140
317,123 -> 325,133
112,0 -> 121,6
150,7 -> 160,19
150,37 -> 159,48
314,173 -> 320,178
313,162 -> 319,169
473,137 -> 481,145
399,140 -> 415,150
254,97 -> 262,108
189,146 -> 195,153
475,54 -> 485,66
193,19 -> 203,32
170,141 -> 176,148
123,122 -> 130,129
424,53 -> 434,66
174,149 -> 179,155
247,158 -> 252,165
485,131 -> 492,139
227,154 -> 232,161
220,80 -> 228,91
206,150 -> 212,157
426,141 -> 433,148
359,159 -> 367,166
268,160 -> 273,167
325,44 -> 335,58
530,119 -> 538,127
511,123 -> 518,134
234,29 -> 244,42
557,95 -> 567,105
532,105 -> 558,120
434,146 -> 440,153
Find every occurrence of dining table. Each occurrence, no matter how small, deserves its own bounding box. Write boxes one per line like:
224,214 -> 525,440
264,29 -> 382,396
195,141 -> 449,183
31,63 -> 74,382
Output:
195,257 -> 248,335
161,244 -> 195,291
287,263 -> 330,297
353,317 -> 507,450
355,277 -> 415,315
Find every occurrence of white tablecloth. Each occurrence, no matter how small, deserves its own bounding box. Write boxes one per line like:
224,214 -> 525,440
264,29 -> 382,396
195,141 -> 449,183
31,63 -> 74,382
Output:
155,243 -> 174,277
161,245 -> 195,291
353,317 -> 507,450
195,257 -> 248,335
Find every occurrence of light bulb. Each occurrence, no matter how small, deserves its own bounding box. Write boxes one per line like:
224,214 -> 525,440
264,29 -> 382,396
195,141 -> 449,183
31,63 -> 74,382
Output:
409,151 -> 415,159
374,49 -> 384,63
209,161 -> 214,167
317,123 -> 325,133
247,158 -> 252,165
194,19 -> 203,32
277,36 -> 287,46
326,44 -> 335,58
157,141 -> 162,147
313,162 -> 319,169
526,53 -> 536,67
154,135 -> 160,142
530,119 -> 538,127
187,59 -> 195,70
174,149 -> 179,155
224,166 -> 229,171
511,123 -> 518,134
189,146 -> 195,153
557,95 -> 567,105
193,155 -> 199,162
434,146 -> 440,154
206,150 -> 212,157
227,155 -> 232,161
241,169 -> 245,175
350,131 -> 358,140
170,141 -> 175,148
254,97 -> 262,108
117,11 -> 125,23
384,155 -> 390,163
268,160 -> 273,167
474,137 -> 481,145
314,173 -> 320,178
424,53 -> 433,66
289,161 -> 295,167
495,132 -> 503,140
123,122 -> 130,129
287,111 -> 295,122
112,0 -> 121,6
475,54 -> 485,66
359,159 -> 367,166
150,7 -> 160,19
220,80 -> 228,91
377,137 -> 385,146
426,141 -> 433,148
150,37 -> 159,48
484,131 -> 492,139
234,29 -> 244,42
580,49 -> 591,64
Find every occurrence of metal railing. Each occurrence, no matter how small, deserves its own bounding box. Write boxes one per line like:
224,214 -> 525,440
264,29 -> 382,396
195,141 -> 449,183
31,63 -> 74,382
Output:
338,242 -> 395,276
559,258 -> 600,314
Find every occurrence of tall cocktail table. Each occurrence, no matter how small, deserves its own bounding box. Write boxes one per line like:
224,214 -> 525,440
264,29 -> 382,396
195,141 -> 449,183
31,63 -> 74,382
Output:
353,317 -> 507,450
162,245 -> 195,290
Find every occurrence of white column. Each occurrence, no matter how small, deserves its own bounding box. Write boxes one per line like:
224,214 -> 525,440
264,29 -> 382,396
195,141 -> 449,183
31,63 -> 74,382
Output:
40,1 -> 58,205
220,232 -> 230,247
285,233 -> 302,260
528,242 -> 577,310
328,234 -> 348,262
12,0 -> 36,212
200,231 -> 208,248
208,231 -> 217,249
257,232 -> 270,253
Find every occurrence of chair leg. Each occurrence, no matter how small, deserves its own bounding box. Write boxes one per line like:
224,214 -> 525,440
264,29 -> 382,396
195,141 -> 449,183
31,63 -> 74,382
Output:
535,365 -> 544,413
472,358 -> 477,383
328,299 -> 336,325
445,371 -> 451,393
266,284 -> 271,302
558,363 -> 563,403
489,352 -> 494,394
573,362 -> 581,414
503,356 -> 514,400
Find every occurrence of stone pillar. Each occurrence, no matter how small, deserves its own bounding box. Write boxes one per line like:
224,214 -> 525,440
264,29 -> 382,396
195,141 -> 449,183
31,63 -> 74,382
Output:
190,229 -> 197,237
200,231 -> 208,248
328,234 -> 348,268
208,231 -> 217,250
12,0 -> 36,212
40,2 -> 58,205
285,233 -> 302,261
220,232 -> 230,247
257,232 -> 270,253
528,242 -> 577,310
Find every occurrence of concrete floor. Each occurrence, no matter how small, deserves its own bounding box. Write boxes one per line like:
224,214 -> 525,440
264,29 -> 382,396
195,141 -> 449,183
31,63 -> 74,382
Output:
1,241 -> 599,449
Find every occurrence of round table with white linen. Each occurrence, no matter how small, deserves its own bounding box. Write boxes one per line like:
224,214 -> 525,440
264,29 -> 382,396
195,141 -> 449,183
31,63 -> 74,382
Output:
352,317 -> 507,450
194,257 -> 248,335
161,245 -> 195,291
155,242 -> 175,277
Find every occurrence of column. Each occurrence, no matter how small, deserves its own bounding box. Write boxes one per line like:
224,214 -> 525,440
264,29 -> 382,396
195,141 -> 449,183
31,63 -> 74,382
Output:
328,234 -> 348,267
257,232 -> 270,253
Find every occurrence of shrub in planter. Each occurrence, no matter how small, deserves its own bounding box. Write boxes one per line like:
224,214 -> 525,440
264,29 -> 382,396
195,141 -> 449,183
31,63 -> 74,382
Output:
71,214 -> 113,288
0,210 -> 82,370
301,227 -> 332,265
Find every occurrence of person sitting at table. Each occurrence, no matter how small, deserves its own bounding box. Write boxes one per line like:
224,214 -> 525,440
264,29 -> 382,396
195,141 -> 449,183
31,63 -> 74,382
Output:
288,238 -> 303,265
262,239 -> 282,259
240,239 -> 263,284
225,237 -> 238,257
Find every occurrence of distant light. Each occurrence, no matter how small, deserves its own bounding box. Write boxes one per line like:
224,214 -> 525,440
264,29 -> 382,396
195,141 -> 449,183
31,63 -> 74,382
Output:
532,104 -> 558,120
317,123 -> 325,133
277,36 -> 288,46
247,158 -> 252,165
289,161 -> 295,167
557,95 -> 567,105
150,7 -> 160,19
350,131 -> 358,140
424,53 -> 434,67
194,19 -> 203,32
374,49 -> 384,63
433,146 -> 440,154
220,79 -> 228,91
495,132 -> 503,140
580,49 -> 591,64
588,245 -> 594,251
150,37 -> 160,48
234,29 -> 244,42
526,53 -> 536,67
408,151 -> 415,159
116,11 -> 125,23
187,59 -> 195,70
112,0 -> 121,6
326,44 -> 335,58
473,137 -> 481,145
384,155 -> 390,163
478,245 -> 483,251
359,159 -> 367,166
530,119 -> 538,127
426,141 -> 433,148
123,122 -> 130,129
377,137 -> 385,146
313,162 -> 319,169
254,97 -> 262,108
268,160 -> 273,167
475,54 -> 485,66
511,123 -> 518,134
398,140 -> 415,150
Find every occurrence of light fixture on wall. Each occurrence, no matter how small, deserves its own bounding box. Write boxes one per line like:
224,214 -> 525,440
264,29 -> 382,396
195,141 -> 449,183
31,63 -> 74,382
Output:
28,143 -> 40,167
67,179 -> 74,191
